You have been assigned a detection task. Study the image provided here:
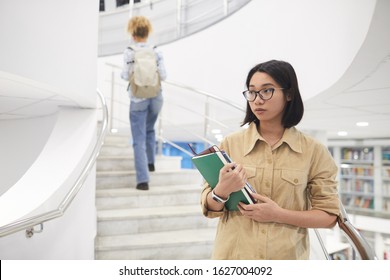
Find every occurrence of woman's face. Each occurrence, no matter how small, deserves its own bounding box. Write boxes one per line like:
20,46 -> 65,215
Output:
247,71 -> 289,124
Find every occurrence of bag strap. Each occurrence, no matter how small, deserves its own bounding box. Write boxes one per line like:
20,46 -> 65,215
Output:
128,45 -> 137,51
128,45 -> 157,50
126,45 -> 158,66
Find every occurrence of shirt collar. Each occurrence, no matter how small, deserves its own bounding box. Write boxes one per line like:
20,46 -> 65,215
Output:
243,122 -> 302,155
283,127 -> 302,153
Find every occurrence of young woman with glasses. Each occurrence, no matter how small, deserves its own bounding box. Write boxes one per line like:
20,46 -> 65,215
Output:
201,60 -> 340,259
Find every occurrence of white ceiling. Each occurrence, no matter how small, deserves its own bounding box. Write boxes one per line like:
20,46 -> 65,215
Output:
299,0 -> 390,140
301,56 -> 390,140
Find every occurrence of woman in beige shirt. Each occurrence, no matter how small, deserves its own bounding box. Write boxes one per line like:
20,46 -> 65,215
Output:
201,60 -> 340,259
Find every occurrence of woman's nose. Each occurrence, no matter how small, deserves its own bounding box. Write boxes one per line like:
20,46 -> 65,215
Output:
254,93 -> 265,103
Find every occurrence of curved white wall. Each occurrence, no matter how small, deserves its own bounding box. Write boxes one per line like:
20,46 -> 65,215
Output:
0,109 -> 98,260
0,0 -> 98,108
0,114 -> 57,195
0,170 -> 96,260
159,0 -> 375,104
0,0 -> 99,259
99,0 -> 377,138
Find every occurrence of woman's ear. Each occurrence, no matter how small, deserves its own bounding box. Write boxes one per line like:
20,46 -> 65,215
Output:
286,94 -> 292,101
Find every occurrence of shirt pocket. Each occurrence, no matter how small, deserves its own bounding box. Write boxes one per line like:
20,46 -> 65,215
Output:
281,169 -> 306,187
245,166 -> 257,179
244,165 -> 262,193
276,169 -> 308,210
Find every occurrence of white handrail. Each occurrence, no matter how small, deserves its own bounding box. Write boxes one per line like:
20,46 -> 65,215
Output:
337,203 -> 377,260
0,89 -> 109,237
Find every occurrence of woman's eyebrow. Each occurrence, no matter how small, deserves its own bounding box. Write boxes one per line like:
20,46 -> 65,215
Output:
249,83 -> 275,88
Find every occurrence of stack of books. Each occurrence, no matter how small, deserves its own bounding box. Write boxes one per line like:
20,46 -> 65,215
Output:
190,145 -> 256,211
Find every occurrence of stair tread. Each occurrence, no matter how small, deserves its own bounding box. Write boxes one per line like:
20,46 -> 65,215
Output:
97,169 -> 200,175
96,184 -> 201,196
98,206 -> 200,220
98,204 -> 202,220
98,155 -> 182,160
96,227 -> 216,250
96,137 -> 210,259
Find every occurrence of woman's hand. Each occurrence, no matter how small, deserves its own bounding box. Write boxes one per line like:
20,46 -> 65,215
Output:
237,193 -> 282,223
213,163 -> 247,199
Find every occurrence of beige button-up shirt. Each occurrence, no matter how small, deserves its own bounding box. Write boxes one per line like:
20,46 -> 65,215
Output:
201,123 -> 340,259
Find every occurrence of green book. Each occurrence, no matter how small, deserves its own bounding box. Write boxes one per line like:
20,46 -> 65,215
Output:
191,145 -> 256,211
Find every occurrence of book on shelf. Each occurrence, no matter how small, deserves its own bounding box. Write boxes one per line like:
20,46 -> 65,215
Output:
362,198 -> 373,209
190,145 -> 256,211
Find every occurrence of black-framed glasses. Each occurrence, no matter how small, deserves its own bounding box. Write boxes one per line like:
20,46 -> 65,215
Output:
242,88 -> 284,102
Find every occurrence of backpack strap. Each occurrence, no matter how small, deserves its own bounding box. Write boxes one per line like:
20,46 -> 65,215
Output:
127,45 -> 136,64
128,45 -> 156,50
126,45 -> 157,64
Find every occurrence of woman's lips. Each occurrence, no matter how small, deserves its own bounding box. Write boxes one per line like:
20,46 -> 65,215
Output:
254,108 -> 266,114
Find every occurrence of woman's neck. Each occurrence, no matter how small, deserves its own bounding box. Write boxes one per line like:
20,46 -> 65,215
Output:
133,36 -> 147,43
258,122 -> 285,148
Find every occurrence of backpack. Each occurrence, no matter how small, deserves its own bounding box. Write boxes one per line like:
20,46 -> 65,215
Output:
128,45 -> 161,98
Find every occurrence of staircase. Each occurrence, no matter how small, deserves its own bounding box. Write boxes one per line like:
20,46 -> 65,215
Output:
94,134 -> 218,259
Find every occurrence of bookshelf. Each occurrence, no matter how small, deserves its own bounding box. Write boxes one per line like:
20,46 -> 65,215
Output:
330,145 -> 390,214
384,236 -> 390,260
327,241 -> 352,260
328,141 -> 390,259
382,146 -> 390,213
339,147 -> 375,213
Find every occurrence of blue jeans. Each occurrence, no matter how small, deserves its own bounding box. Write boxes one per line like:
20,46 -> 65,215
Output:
129,93 -> 163,184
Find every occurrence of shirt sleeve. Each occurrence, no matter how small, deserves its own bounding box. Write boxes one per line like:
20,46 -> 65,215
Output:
120,48 -> 133,81
200,182 -> 225,218
308,143 -> 340,216
155,48 -> 167,81
200,141 -> 227,218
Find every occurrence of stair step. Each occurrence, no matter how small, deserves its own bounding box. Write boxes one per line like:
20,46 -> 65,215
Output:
95,131 -> 210,260
103,134 -> 131,145
97,155 -> 182,171
99,144 -> 133,156
96,169 -> 203,189
96,184 -> 202,210
97,204 -> 217,236
98,204 -> 201,220
95,227 -> 216,260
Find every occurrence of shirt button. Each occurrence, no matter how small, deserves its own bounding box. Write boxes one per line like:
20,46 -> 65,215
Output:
265,182 -> 270,187
267,159 -> 272,164
261,229 -> 266,234
294,178 -> 298,184
260,254 -> 264,259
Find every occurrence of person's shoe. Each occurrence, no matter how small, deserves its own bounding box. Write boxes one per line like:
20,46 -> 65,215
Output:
148,164 -> 155,172
136,182 -> 149,191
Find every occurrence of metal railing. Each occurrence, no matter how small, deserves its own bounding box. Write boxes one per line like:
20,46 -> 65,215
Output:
105,62 -> 243,144
98,0 -> 252,56
337,203 -> 377,260
0,89 -> 109,238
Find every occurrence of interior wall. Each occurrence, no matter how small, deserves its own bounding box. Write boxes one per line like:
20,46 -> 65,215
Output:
0,0 -> 99,107
0,0 -> 100,259
158,0 -> 375,104
0,114 -> 57,196
0,172 -> 96,260
98,0 -> 376,137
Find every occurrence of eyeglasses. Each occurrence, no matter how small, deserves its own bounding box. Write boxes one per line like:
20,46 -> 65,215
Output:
242,88 -> 284,102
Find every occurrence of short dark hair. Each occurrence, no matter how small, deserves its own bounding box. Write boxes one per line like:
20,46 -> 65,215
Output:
241,60 -> 304,128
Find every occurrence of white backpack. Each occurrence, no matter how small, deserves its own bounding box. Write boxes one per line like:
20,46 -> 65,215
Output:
128,45 -> 161,98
